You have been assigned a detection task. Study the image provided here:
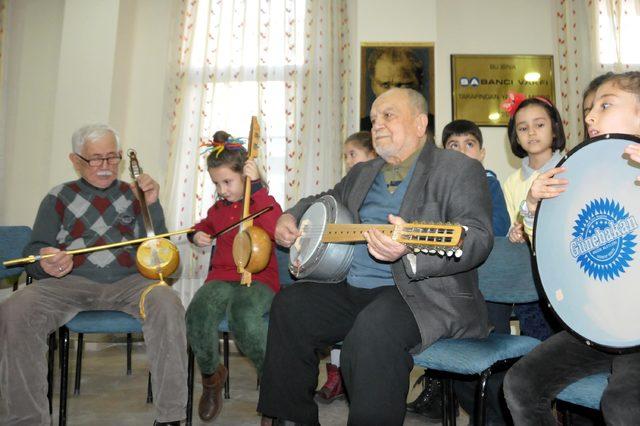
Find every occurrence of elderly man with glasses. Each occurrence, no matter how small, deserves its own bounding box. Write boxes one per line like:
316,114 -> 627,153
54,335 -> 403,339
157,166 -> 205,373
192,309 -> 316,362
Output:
0,124 -> 187,426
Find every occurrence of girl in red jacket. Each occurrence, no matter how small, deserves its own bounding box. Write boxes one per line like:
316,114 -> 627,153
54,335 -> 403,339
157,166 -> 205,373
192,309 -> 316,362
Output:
186,131 -> 282,422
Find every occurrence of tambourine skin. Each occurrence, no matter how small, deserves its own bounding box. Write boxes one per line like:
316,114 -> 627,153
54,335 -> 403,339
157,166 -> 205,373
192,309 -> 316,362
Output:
533,134 -> 640,353
289,195 -> 355,282
136,238 -> 180,280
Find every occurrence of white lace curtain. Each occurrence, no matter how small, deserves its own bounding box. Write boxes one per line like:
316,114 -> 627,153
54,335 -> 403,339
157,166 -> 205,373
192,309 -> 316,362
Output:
0,0 -> 8,222
162,0 -> 355,305
554,0 -> 640,147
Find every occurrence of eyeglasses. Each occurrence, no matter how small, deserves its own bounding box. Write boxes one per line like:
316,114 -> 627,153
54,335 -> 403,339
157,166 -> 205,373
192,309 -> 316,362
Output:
75,153 -> 122,167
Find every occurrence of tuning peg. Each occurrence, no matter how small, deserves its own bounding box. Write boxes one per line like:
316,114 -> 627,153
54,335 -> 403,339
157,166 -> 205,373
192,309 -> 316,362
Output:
455,249 -> 463,258
446,250 -> 453,257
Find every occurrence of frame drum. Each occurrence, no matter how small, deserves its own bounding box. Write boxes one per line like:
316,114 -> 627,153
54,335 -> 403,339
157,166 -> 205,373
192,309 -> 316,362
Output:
534,134 -> 640,352
289,195 -> 354,282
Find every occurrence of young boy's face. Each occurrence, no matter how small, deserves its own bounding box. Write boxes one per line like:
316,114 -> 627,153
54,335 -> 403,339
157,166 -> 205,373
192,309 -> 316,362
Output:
444,133 -> 485,162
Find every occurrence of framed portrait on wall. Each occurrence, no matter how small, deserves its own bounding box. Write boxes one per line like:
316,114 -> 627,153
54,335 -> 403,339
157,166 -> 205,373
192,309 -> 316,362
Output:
360,43 -> 435,132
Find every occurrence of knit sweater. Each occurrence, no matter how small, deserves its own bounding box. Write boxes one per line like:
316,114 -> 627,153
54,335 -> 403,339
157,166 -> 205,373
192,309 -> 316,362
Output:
193,185 -> 282,293
24,178 -> 167,283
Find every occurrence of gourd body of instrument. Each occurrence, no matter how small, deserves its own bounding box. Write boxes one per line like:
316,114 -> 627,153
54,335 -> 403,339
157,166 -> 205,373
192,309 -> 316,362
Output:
128,149 -> 180,280
136,238 -> 180,279
233,117 -> 272,284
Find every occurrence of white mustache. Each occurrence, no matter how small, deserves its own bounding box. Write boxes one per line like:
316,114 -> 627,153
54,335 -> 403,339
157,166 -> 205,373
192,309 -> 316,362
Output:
96,170 -> 113,177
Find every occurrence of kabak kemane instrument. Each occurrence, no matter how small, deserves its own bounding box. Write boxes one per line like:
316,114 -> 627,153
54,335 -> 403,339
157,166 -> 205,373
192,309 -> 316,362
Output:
231,117 -> 273,286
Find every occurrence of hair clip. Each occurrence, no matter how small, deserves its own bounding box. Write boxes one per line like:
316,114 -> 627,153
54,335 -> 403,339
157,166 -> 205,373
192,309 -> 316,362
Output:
501,93 -> 554,118
500,92 -> 527,117
199,136 -> 246,158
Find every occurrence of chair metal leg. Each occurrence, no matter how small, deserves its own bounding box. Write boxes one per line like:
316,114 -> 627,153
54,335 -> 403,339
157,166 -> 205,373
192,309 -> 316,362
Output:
47,333 -> 55,415
223,331 -> 230,399
147,372 -> 153,403
59,327 -> 70,426
126,333 -> 133,375
74,333 -> 84,395
561,406 -> 572,426
187,346 -> 195,426
474,369 -> 491,426
441,377 -> 456,426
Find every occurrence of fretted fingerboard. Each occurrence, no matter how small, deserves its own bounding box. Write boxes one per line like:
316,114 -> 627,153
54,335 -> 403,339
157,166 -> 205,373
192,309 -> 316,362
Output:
321,224 -> 395,242
321,223 -> 460,247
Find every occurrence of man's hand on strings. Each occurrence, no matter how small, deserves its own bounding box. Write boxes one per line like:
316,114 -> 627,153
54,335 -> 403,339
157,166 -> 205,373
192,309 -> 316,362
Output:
275,214 -> 301,248
40,247 -> 73,278
363,214 -> 410,262
131,173 -> 160,205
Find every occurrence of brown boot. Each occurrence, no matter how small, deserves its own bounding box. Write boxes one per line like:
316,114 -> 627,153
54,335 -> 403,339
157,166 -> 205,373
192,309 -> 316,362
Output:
198,364 -> 228,422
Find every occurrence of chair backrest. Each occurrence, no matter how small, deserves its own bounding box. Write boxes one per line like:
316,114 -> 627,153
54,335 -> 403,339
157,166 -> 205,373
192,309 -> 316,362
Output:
478,236 -> 538,304
0,226 -> 32,280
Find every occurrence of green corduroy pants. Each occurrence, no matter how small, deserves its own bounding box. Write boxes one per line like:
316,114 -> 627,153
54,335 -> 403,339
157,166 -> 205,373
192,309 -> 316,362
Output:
186,279 -> 274,376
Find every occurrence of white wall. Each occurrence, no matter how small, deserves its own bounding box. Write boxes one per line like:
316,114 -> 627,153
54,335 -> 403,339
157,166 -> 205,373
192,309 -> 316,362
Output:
2,0 -> 173,226
3,0 -> 557,226
357,0 -> 557,181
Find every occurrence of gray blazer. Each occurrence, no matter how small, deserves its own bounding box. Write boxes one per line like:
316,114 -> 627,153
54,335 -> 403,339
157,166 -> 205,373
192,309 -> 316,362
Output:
287,142 -> 493,353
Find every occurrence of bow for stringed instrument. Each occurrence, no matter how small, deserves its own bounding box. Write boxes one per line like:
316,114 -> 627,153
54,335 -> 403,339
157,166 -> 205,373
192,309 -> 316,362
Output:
231,117 -> 273,286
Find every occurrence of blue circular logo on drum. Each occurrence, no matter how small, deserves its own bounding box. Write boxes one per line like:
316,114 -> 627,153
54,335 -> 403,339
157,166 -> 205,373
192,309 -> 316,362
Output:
569,198 -> 637,282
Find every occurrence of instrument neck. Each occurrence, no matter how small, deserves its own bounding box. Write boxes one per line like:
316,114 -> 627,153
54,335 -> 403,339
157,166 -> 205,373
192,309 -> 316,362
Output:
321,224 -> 395,243
135,183 -> 155,237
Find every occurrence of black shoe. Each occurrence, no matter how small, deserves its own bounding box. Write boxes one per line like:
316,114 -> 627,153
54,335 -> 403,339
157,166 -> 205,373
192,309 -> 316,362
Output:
406,375 -> 443,421
153,421 -> 180,426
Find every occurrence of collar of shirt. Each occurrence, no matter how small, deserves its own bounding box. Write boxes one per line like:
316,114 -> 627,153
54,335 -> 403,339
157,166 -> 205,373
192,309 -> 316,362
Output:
381,149 -> 420,191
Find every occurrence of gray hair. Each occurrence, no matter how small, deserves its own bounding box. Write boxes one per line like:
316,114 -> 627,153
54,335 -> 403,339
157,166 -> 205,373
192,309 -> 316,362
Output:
404,88 -> 428,115
71,124 -> 120,154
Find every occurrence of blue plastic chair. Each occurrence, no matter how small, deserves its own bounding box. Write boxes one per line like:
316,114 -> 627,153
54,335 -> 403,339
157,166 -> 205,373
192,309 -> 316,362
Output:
56,310 -> 195,426
0,226 -> 33,290
412,237 -> 542,426
556,372 -> 609,423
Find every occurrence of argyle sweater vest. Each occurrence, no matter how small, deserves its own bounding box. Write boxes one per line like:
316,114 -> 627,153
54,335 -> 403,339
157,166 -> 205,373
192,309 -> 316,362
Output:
24,179 -> 167,283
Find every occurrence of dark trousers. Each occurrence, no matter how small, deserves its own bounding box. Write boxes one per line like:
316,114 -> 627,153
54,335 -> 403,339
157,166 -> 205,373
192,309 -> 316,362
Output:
257,282 -> 421,425
504,331 -> 640,426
